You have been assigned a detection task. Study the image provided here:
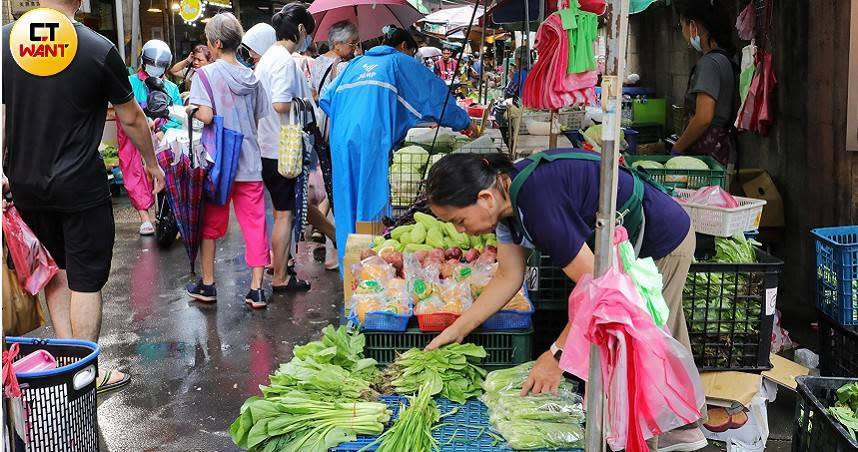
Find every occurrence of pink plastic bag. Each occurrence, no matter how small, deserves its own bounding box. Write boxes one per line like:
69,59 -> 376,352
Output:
2,207 -> 59,295
685,186 -> 740,208
559,229 -> 704,452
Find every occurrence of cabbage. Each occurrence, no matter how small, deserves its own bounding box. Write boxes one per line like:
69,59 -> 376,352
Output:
392,145 -> 429,166
631,160 -> 665,170
665,156 -> 709,170
390,160 -> 424,206
423,153 -> 445,178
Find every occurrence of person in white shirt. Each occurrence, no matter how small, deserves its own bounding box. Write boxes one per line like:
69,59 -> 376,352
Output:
255,3 -> 334,292
241,23 -> 276,69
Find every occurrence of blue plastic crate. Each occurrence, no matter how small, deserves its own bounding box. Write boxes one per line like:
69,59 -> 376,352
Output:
348,309 -> 412,332
332,397 -> 582,452
482,286 -> 534,331
812,226 -> 858,326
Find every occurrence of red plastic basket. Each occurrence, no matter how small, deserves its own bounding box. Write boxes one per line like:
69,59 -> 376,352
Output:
416,312 -> 460,332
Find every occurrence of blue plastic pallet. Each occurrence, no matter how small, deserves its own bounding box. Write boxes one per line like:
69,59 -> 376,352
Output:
331,396 -> 582,452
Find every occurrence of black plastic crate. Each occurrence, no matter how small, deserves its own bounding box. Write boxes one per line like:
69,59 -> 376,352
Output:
818,311 -> 858,377
531,309 -> 569,360
683,248 -> 783,371
363,328 -> 532,371
629,123 -> 663,144
525,251 -> 574,311
792,376 -> 858,452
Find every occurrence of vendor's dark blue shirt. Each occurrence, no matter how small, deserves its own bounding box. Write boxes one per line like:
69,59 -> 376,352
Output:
496,149 -> 691,267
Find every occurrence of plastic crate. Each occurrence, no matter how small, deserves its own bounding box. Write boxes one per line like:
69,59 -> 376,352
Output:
674,188 -> 767,237
333,397 -> 582,452
792,376 -> 858,452
348,310 -> 412,332
683,248 -> 783,371
416,312 -> 460,332
812,226 -> 858,326
625,154 -> 727,189
6,337 -> 100,452
482,305 -> 534,331
525,251 -> 574,311
623,128 -> 639,154
363,328 -> 533,370
629,123 -> 663,144
818,311 -> 858,377
632,98 -> 666,126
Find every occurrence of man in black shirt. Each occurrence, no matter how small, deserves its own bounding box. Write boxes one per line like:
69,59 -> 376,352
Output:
3,0 -> 164,394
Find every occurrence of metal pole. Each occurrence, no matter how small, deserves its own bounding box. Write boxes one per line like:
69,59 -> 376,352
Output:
586,0 -> 629,451
477,2 -> 487,104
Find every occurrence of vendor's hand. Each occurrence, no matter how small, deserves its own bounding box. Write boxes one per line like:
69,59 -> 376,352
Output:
186,52 -> 194,64
425,324 -> 467,351
463,123 -> 480,138
520,351 -> 564,396
146,162 -> 166,195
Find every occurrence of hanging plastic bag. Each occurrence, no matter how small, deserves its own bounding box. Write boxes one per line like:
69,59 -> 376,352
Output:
684,186 -> 740,208
560,227 -> 704,452
2,206 -> 59,295
278,99 -> 304,178
615,228 -> 670,327
2,249 -> 45,336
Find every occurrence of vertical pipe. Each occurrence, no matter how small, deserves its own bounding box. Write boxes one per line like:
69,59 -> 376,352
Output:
586,0 -> 630,451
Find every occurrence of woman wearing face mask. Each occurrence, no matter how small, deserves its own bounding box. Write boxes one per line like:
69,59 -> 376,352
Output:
672,0 -> 739,168
117,39 -> 183,236
254,3 -> 335,296
240,23 -> 277,69
320,25 -> 475,269
423,151 -> 707,452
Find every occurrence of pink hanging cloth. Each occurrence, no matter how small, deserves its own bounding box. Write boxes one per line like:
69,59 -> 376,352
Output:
522,12 -> 598,110
559,228 -> 705,452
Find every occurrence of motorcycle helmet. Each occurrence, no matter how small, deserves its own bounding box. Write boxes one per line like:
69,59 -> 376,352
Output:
141,40 -> 173,78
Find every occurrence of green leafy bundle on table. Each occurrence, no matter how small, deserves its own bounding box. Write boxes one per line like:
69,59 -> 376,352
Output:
480,362 -> 585,450
230,325 -> 386,451
830,382 -> 858,441
360,382 -> 442,452
379,343 -> 487,404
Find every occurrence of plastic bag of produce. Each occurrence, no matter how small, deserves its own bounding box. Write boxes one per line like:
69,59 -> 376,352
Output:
495,418 -> 585,450
683,185 -> 740,208
437,278 -> 473,313
404,128 -> 459,153
352,256 -> 397,285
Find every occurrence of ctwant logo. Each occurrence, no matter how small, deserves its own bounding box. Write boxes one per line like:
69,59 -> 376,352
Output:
9,8 -> 78,76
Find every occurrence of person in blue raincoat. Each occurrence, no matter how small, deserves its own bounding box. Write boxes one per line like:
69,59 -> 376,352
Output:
319,25 -> 474,268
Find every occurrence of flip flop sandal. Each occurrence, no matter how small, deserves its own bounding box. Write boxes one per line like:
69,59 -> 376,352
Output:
96,370 -> 131,395
272,277 -> 311,293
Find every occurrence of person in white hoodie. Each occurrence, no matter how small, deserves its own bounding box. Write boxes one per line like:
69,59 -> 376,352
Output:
185,13 -> 272,308
240,23 -> 276,69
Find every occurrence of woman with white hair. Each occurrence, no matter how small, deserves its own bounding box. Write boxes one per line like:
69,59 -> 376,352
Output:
310,20 -> 359,100
185,13 -> 271,308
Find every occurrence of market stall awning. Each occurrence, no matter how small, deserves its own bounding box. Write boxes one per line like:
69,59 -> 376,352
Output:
416,4 -> 485,36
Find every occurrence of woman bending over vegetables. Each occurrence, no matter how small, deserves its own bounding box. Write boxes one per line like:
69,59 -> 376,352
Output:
424,150 -> 708,452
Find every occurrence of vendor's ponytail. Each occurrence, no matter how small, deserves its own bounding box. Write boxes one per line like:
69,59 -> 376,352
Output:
426,153 -> 514,207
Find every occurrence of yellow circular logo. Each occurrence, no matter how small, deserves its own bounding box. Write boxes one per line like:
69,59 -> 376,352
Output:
9,8 -> 77,76
179,0 -> 202,23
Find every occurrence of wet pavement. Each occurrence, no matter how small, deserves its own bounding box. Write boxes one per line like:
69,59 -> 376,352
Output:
34,197 -> 342,451
29,196 -> 800,451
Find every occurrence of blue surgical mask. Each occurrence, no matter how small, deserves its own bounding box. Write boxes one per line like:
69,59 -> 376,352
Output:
144,64 -> 165,78
297,35 -> 312,53
690,35 -> 702,52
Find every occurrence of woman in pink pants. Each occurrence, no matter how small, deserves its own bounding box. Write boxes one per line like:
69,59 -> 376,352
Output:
185,13 -> 272,308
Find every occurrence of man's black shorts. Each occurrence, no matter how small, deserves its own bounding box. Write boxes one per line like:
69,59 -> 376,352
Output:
261,157 -> 297,212
18,201 -> 115,293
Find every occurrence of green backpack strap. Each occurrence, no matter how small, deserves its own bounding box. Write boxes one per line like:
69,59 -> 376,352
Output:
508,150 -> 647,246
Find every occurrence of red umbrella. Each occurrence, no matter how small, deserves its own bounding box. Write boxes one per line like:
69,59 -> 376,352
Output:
157,148 -> 206,273
308,0 -> 424,42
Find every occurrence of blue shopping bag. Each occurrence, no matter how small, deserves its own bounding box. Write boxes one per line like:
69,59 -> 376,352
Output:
197,69 -> 243,206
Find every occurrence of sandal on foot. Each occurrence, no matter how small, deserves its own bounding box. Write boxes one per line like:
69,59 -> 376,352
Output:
272,277 -> 311,293
97,370 -> 131,395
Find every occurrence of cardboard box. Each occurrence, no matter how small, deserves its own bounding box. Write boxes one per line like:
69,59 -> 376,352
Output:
355,221 -> 385,236
342,234 -> 375,308
700,372 -> 778,452
736,169 -> 785,228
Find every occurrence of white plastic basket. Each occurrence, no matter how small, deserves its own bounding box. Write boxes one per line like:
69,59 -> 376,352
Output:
674,188 -> 767,237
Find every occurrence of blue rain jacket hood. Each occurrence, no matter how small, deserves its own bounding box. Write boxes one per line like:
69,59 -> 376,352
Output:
320,45 -> 471,270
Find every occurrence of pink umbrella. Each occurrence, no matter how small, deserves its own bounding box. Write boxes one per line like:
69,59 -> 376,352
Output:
309,0 -> 425,42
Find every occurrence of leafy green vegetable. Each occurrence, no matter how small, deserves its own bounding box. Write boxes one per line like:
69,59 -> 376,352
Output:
380,343 -> 487,404
230,393 -> 390,451
830,382 -> 858,441
480,362 -> 585,450
360,382 -> 441,452
665,156 -> 709,170
230,325 -> 384,450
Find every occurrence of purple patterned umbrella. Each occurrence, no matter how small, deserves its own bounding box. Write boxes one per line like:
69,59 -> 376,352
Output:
157,148 -> 206,272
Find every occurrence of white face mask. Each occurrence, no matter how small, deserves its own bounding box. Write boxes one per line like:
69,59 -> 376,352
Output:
145,64 -> 165,78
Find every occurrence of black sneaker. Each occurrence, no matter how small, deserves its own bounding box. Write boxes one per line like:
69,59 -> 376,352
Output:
245,288 -> 267,309
187,280 -> 217,302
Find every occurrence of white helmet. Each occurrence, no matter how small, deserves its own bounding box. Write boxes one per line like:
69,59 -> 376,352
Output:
141,40 -> 172,77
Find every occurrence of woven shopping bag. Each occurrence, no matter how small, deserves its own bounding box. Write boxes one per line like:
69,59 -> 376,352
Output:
278,99 -> 303,178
